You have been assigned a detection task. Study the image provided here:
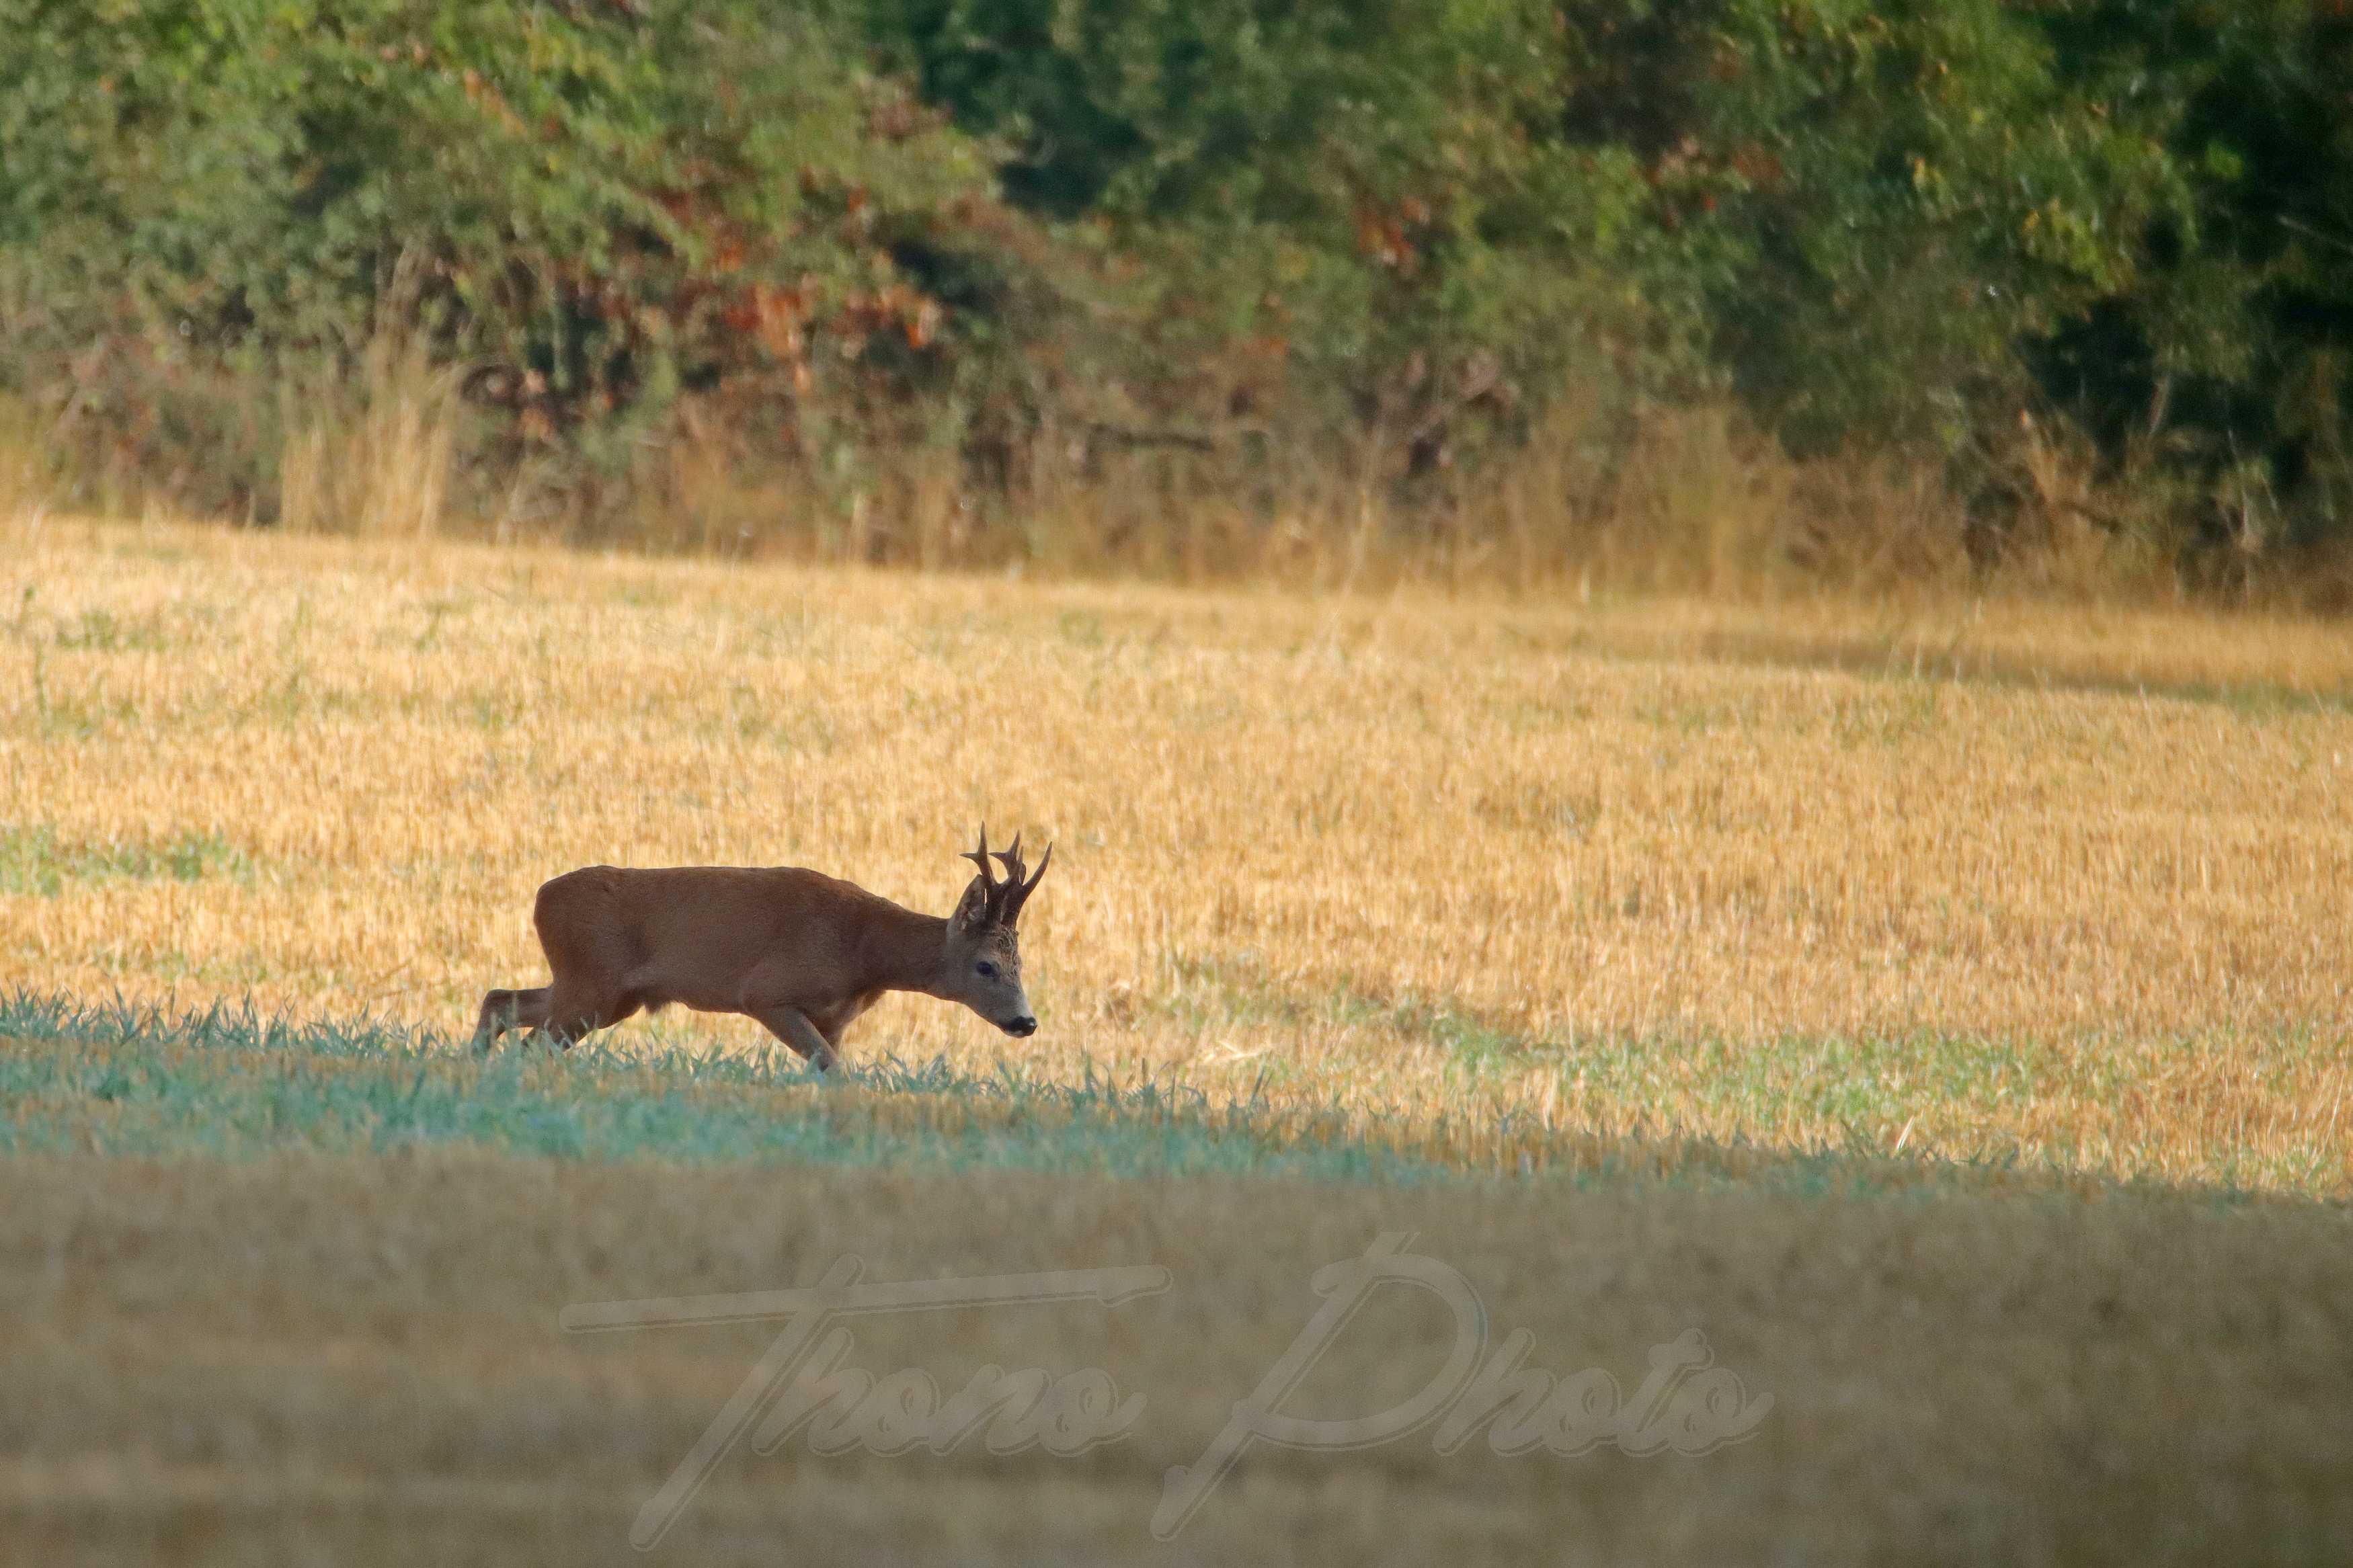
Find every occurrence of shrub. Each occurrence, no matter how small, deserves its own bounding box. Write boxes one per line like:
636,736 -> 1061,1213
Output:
0,0 -> 2343,595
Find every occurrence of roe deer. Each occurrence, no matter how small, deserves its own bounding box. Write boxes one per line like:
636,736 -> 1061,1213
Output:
472,826 -> 1052,1069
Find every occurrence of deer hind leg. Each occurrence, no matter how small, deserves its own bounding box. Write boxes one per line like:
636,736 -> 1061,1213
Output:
536,982 -> 641,1050
473,987 -> 551,1053
477,983 -> 635,1053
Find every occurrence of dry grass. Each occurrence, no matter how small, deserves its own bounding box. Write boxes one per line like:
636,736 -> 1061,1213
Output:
3,510 -> 2352,1190
4,1153 -> 2350,1565
276,330 -> 458,540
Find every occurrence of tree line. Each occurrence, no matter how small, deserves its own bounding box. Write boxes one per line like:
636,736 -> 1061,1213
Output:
3,0 -> 2346,591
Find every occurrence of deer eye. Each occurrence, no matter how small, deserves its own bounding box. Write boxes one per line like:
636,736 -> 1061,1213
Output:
976,961 -> 999,981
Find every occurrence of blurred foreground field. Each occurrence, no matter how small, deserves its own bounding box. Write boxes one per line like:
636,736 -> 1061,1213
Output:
4,1138 -> 2350,1565
1,1000 -> 2350,1562
3,511 -> 2351,1190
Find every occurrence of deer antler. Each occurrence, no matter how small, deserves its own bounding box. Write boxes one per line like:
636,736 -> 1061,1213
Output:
997,840 -> 1052,927
960,823 -> 1002,893
961,823 -> 1051,925
992,832 -> 1027,888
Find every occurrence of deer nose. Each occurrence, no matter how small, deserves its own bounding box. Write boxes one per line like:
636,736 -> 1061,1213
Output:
1004,1015 -> 1037,1037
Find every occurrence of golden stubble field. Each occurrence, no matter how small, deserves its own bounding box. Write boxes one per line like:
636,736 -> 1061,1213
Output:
4,511 -> 2352,1189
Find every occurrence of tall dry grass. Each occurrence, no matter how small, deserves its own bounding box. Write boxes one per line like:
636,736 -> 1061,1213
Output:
3,511 -> 2350,1189
276,330 -> 458,540
12,295 -> 2327,605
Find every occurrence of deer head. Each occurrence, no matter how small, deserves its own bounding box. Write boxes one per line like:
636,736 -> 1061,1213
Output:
942,823 -> 1052,1036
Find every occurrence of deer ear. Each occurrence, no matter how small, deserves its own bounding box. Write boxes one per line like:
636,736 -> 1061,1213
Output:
953,875 -> 994,932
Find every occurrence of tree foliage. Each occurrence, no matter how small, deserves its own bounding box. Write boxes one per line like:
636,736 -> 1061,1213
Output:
1,0 -> 2345,567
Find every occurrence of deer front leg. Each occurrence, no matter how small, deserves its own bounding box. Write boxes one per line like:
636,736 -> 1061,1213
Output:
747,1003 -> 838,1073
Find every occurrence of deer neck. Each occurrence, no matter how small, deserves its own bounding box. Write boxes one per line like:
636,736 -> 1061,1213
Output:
854,904 -> 957,999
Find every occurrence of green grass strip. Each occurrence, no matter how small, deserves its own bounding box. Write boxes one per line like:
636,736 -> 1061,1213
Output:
0,989 -> 2289,1201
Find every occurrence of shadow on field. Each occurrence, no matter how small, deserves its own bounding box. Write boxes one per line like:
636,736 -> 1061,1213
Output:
0,988 -> 2258,1202
6,990 -> 2352,1562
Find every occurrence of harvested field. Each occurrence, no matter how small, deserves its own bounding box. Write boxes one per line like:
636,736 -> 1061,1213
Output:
5,513 -> 2353,1562
3,514 -> 2349,1190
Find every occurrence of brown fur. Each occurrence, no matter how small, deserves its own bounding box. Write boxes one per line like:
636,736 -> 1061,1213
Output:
472,832 -> 1049,1069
